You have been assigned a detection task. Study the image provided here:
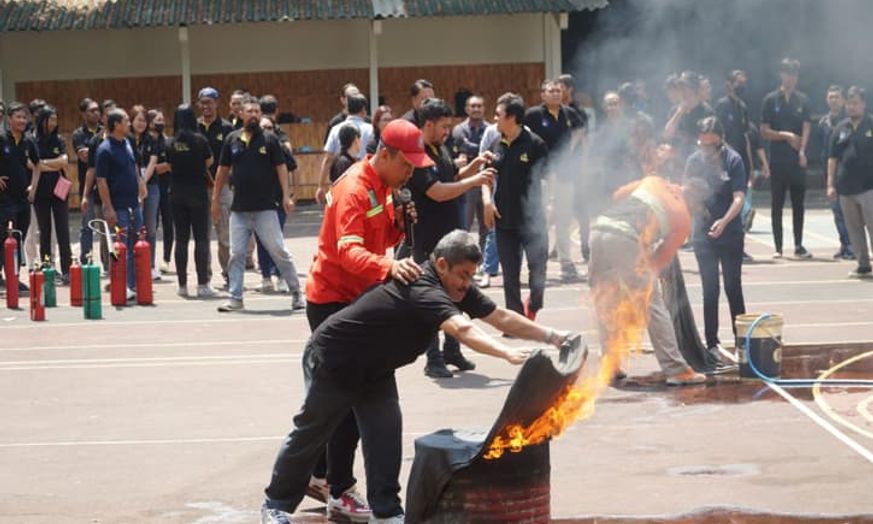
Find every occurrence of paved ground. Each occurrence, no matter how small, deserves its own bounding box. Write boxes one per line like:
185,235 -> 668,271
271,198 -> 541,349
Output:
1,197 -> 872,523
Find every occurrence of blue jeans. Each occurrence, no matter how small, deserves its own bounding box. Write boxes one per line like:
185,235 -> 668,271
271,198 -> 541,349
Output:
831,198 -> 851,251
229,210 -> 300,301
114,206 -> 144,290
143,183 -> 160,268
255,208 -> 288,279
482,228 -> 499,275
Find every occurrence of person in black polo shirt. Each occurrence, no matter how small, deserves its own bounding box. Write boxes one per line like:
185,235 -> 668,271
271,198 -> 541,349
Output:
406,98 -> 495,378
30,105 -> 73,283
212,96 -> 303,312
664,71 -> 714,163
0,102 -> 40,289
260,230 -> 573,524
198,87 -> 235,286
228,89 -> 246,130
817,85 -> 853,260
761,58 -> 812,259
402,79 -> 435,128
80,99 -> 118,273
827,86 -> 873,279
484,92 -> 549,321
73,98 -> 103,265
524,79 -> 588,279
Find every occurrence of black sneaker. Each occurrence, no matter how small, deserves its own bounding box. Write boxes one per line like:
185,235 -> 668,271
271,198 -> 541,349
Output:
842,249 -> 857,261
794,246 -> 812,259
444,351 -> 476,371
18,281 -> 29,292
424,362 -> 453,378
742,251 -> 754,263
560,263 -> 578,282
833,248 -> 845,259
849,266 -> 873,279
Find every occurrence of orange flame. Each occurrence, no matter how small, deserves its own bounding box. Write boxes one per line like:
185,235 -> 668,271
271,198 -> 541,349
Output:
484,215 -> 659,460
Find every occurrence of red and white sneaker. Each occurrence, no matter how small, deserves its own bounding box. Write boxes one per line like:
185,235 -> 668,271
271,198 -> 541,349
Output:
327,485 -> 372,522
305,475 -> 329,503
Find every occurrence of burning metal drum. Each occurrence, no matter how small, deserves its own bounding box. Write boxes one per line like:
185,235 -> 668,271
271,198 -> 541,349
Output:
405,337 -> 587,524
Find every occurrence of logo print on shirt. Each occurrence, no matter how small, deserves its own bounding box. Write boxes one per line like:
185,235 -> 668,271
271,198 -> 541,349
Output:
520,153 -> 529,163
258,146 -> 266,155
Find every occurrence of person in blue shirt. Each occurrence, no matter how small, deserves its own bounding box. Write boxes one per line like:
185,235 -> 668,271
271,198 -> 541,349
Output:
95,108 -> 146,300
684,116 -> 746,372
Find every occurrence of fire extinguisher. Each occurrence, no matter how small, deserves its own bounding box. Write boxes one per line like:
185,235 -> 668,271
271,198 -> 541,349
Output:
134,227 -> 153,305
42,257 -> 57,308
4,221 -> 22,309
110,228 -> 128,307
82,255 -> 102,320
69,258 -> 83,307
29,263 -> 45,321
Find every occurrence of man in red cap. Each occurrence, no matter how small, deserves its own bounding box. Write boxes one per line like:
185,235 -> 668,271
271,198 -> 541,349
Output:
300,118 -> 432,522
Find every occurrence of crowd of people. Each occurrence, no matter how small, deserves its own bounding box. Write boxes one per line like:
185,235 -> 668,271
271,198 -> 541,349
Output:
2,56 -> 873,523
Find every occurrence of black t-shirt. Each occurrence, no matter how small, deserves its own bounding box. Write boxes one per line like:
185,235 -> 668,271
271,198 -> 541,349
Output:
684,146 -> 747,246
715,96 -> 750,170
132,133 -> 166,185
34,133 -> 67,201
325,111 -> 347,143
490,128 -> 549,231
85,133 -> 109,205
829,114 -> 873,196
310,262 -> 496,381
218,129 -> 285,212
166,133 -> 212,193
0,131 -> 39,206
761,89 -> 811,166
72,124 -> 101,198
329,152 -> 356,183
198,117 -> 234,177
407,143 -> 461,258
402,109 -> 421,128
523,103 -> 584,152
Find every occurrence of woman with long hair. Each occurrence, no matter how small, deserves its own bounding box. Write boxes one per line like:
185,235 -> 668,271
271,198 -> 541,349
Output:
147,109 -> 174,275
165,104 -> 216,298
366,104 -> 393,154
29,105 -> 73,282
130,105 -> 162,280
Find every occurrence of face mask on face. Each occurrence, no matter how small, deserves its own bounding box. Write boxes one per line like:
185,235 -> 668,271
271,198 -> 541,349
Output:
154,123 -> 165,134
734,85 -> 746,98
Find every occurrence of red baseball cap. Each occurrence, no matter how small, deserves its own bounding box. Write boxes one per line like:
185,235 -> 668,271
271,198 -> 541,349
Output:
380,119 -> 434,168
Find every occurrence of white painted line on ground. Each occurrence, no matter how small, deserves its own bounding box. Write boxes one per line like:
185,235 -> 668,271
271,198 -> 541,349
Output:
0,352 -> 304,366
0,339 -> 306,353
0,314 -> 309,330
0,358 -> 302,371
0,431 -> 430,449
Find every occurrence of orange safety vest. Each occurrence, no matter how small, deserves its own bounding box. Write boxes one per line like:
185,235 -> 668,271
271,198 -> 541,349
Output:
306,156 -> 404,305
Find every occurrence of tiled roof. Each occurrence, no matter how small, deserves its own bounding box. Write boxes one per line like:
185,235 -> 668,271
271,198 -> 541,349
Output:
0,0 -> 607,31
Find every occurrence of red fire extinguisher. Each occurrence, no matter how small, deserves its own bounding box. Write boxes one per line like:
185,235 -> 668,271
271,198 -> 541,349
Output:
110,228 -> 128,307
4,221 -> 22,310
29,264 -> 45,321
69,258 -> 83,307
134,227 -> 152,305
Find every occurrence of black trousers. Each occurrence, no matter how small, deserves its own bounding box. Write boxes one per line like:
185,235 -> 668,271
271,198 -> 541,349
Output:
496,225 -> 548,315
769,163 -> 806,252
33,197 -> 72,276
170,191 -> 210,287
159,176 -> 174,263
0,202 -> 30,276
265,346 -> 403,518
693,240 -> 746,349
304,301 -> 359,499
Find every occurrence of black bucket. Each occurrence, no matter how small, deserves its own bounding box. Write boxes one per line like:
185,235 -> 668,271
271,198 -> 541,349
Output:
736,313 -> 783,379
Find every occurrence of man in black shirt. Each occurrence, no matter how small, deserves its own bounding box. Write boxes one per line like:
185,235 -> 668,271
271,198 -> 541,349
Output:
664,71 -> 714,163
72,98 -> 104,265
484,93 -> 550,321
761,58 -> 812,259
817,85 -> 853,259
827,86 -> 873,279
402,79 -> 435,128
228,89 -> 246,130
524,79 -> 588,279
0,102 -> 40,288
198,87 -> 236,284
406,98 -> 495,378
715,71 -> 752,175
260,230 -> 573,524
212,96 -> 303,312
324,83 -> 361,143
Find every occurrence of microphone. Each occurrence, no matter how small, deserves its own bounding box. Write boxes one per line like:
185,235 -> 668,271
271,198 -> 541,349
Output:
397,188 -> 415,249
